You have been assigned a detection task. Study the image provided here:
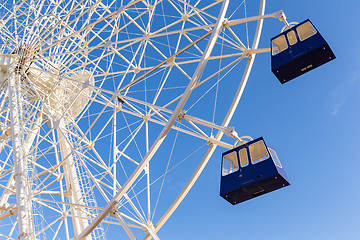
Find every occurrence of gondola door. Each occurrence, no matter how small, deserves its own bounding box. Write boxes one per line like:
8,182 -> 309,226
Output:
221,147 -> 253,205
237,147 -> 252,187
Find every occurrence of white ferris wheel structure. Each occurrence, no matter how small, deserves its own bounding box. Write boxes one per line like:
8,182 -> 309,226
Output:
0,0 -> 290,239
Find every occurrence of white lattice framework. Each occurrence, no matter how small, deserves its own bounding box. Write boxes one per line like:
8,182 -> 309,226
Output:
0,0 -> 287,239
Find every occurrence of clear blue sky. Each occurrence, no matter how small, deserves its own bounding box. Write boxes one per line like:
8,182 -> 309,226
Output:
158,1 -> 360,239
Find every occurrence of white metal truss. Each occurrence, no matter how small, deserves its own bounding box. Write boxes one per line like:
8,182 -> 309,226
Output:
0,0 -> 288,239
8,61 -> 36,239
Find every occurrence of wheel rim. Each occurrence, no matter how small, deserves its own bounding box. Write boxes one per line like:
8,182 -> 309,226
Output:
0,0 -> 266,239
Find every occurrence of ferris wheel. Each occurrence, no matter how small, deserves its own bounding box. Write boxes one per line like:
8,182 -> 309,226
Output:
0,0 -> 312,239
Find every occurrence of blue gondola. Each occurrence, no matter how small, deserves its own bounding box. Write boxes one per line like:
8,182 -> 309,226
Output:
220,137 -> 289,205
271,19 -> 335,84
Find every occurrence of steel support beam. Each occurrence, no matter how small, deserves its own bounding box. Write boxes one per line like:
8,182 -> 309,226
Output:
8,66 -> 35,239
57,123 -> 91,239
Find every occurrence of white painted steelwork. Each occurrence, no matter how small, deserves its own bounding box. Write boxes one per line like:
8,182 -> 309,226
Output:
8,65 -> 36,239
0,0 -> 289,239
